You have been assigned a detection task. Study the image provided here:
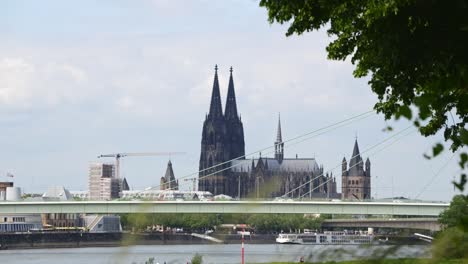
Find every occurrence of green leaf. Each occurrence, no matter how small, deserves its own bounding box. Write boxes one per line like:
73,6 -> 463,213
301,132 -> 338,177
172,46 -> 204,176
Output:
432,143 -> 444,157
453,174 -> 467,192
396,105 -> 412,120
460,128 -> 468,145
459,153 -> 468,169
382,125 -> 393,132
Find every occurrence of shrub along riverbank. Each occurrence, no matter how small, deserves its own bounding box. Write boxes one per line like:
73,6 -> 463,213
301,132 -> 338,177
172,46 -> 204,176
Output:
120,213 -> 324,233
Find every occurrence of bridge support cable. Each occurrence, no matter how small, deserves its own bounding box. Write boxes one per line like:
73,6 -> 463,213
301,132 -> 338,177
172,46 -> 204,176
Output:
282,125 -> 416,198
298,128 -> 417,199
157,110 -> 375,191
414,151 -> 458,199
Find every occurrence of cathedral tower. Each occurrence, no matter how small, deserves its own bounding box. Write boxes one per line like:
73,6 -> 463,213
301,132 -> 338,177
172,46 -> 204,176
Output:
198,65 -> 245,197
225,67 -> 245,161
160,160 -> 178,190
341,139 -> 371,200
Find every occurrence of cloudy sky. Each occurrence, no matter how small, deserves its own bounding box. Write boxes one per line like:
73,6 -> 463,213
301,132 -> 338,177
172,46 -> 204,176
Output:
0,0 -> 463,201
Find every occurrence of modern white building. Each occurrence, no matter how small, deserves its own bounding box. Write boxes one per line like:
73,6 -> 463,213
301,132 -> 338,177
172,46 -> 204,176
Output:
82,215 -> 121,232
121,189 -> 213,201
0,213 -> 42,233
42,186 -> 73,201
5,187 -> 21,201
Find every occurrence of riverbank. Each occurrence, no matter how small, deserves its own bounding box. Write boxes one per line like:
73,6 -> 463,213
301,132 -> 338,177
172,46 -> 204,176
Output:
0,232 -> 429,250
0,232 -> 276,250
0,244 -> 431,264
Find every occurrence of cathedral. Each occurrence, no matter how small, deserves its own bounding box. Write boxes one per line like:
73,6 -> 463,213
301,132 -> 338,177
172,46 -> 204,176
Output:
198,65 -> 341,199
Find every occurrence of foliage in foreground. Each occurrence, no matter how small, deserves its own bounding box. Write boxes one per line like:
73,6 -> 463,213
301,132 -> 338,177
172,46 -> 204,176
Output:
432,195 -> 468,260
439,195 -> 468,230
259,0 -> 468,190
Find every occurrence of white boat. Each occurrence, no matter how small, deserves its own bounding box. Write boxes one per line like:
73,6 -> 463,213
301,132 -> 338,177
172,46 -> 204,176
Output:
276,231 -> 374,245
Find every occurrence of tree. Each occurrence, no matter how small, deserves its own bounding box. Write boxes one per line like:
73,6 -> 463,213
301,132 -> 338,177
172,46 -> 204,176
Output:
259,0 -> 468,190
191,253 -> 203,264
433,195 -> 468,259
439,195 -> 468,230
247,214 -> 323,233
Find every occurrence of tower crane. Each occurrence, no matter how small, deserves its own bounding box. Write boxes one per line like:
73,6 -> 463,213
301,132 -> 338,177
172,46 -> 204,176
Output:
97,152 -> 185,180
183,177 -> 198,192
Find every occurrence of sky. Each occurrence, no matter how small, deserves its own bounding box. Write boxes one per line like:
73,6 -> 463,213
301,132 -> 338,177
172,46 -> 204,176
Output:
0,0 -> 464,201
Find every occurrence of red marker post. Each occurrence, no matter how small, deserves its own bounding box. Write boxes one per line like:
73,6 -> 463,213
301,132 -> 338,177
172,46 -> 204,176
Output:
241,227 -> 245,264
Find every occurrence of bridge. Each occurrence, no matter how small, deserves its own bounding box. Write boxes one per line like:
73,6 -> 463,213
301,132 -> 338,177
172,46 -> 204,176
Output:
0,200 -> 448,216
322,218 -> 441,232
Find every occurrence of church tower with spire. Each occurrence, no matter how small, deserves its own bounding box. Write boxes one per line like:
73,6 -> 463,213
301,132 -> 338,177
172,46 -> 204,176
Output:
225,67 -> 245,161
274,114 -> 284,163
160,160 -> 178,190
199,65 -> 245,197
341,139 -> 371,200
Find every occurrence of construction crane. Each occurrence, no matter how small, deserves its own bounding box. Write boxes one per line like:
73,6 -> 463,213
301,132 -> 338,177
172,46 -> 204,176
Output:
97,152 -> 185,180
184,177 -> 198,192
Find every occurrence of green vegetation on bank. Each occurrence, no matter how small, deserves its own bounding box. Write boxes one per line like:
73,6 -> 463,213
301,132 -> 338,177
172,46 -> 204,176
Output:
433,195 -> 468,260
120,213 -> 324,233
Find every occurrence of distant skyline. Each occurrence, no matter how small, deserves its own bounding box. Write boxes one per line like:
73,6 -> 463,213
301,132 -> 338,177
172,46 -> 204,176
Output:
0,0 -> 463,201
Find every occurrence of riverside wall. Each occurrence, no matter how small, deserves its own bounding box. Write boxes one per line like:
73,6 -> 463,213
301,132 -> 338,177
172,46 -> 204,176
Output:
0,232 -> 276,250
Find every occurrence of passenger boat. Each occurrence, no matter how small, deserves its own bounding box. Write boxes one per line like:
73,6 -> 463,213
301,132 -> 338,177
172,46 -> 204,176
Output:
276,231 -> 374,245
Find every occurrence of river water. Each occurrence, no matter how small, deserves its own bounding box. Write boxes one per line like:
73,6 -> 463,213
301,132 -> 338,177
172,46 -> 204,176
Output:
0,244 -> 430,264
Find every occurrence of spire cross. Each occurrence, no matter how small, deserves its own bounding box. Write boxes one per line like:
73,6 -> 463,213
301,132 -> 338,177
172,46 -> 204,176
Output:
215,64 -> 218,72
230,66 -> 233,73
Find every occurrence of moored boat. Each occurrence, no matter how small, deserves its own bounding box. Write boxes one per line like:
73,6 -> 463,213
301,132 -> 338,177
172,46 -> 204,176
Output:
276,231 -> 374,245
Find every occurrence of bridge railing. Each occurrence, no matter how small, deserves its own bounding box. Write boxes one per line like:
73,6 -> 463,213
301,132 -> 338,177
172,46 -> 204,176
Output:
0,200 -> 449,217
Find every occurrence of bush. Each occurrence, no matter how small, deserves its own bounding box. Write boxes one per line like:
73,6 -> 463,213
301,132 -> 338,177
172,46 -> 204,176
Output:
191,253 -> 203,264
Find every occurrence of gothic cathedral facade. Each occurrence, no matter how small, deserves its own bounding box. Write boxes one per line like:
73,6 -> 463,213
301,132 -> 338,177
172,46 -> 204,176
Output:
198,65 -> 245,197
198,66 -> 342,199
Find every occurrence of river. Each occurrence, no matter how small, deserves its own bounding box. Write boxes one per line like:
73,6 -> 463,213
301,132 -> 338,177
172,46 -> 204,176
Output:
0,244 -> 430,264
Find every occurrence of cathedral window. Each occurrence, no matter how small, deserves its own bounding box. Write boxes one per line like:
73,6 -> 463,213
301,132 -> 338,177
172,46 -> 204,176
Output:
208,132 -> 215,145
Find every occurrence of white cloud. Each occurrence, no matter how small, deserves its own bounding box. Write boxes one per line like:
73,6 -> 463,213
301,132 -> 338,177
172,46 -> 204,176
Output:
0,57 -> 90,108
0,58 -> 36,107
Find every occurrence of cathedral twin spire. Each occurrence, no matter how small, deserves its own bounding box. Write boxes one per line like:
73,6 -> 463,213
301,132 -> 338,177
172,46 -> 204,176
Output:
200,65 -> 245,197
208,65 -> 223,118
208,65 -> 239,120
225,66 -> 238,120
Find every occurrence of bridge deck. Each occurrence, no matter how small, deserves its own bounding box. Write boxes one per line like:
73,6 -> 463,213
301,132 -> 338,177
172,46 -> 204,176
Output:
0,201 -> 448,216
